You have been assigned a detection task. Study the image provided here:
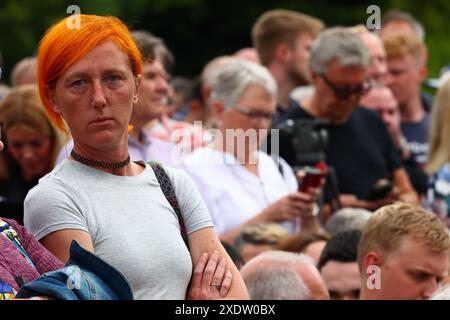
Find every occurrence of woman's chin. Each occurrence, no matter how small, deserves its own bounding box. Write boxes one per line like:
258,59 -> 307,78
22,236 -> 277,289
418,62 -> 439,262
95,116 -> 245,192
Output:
90,131 -> 120,147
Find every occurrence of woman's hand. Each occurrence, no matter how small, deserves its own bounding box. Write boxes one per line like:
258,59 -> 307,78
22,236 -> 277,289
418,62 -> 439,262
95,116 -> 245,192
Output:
187,251 -> 233,300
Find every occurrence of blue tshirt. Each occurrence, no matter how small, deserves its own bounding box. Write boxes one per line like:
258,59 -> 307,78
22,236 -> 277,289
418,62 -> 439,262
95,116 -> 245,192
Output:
401,113 -> 430,167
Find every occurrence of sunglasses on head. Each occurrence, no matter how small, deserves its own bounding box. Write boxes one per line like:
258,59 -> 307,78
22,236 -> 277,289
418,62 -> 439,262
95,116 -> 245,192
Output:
320,73 -> 372,100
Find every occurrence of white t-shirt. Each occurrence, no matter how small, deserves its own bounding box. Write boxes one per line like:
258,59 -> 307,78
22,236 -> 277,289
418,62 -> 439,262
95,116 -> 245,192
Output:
24,160 -> 213,299
182,148 -> 299,235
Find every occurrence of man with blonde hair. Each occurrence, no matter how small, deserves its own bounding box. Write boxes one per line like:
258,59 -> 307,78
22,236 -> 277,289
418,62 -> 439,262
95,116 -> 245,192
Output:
252,9 -> 324,121
382,32 -> 431,170
358,202 -> 450,300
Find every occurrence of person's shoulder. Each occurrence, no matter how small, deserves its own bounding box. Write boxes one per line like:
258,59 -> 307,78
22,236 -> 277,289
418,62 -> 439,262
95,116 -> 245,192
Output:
354,106 -> 381,120
258,151 -> 284,174
183,147 -> 221,166
149,135 -> 176,148
258,150 -> 285,167
25,162 -> 79,203
150,163 -> 190,185
35,161 -> 70,185
151,164 -> 200,199
148,135 -> 177,157
169,118 -> 194,130
258,151 -> 297,183
421,91 -> 434,112
283,102 -> 311,120
352,107 -> 386,127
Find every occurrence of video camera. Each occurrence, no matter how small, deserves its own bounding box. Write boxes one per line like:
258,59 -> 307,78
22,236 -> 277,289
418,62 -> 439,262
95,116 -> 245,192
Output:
273,117 -> 343,216
274,118 -> 330,168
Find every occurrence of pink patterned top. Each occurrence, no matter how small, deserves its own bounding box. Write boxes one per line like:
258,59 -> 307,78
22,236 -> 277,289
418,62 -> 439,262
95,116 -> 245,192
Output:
0,218 -> 63,297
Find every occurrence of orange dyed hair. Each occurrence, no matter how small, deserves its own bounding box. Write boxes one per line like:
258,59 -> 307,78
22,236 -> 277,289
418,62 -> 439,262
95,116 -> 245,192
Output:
38,15 -> 142,130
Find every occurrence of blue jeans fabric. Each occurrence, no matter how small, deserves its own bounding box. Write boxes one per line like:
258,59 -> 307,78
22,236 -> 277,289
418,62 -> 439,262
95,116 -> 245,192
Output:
16,241 -> 133,300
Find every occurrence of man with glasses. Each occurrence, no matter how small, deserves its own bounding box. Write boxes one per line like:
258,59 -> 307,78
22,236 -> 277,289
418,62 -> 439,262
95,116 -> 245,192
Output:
276,27 -> 418,211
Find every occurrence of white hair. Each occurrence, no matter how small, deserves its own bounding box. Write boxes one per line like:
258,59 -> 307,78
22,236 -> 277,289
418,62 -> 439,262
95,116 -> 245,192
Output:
309,27 -> 370,75
210,58 -> 277,110
200,56 -> 233,88
240,251 -> 315,300
325,208 -> 372,236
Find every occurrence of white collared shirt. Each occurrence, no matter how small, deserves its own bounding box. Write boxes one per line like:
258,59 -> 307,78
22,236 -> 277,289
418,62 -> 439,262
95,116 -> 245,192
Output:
182,148 -> 299,235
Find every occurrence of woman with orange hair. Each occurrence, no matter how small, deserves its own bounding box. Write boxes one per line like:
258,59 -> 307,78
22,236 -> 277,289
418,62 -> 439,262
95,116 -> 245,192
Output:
24,15 -> 248,300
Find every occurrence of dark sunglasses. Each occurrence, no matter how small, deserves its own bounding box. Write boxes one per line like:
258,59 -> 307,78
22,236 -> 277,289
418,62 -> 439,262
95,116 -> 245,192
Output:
320,73 -> 372,100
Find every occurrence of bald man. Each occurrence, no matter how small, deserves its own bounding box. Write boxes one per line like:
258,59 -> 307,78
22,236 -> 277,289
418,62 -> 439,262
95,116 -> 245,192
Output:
240,250 -> 330,300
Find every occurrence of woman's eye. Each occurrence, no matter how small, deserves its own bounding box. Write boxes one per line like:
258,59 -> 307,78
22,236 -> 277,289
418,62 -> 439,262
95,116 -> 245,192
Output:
30,140 -> 44,148
107,75 -> 122,82
144,73 -> 156,80
10,143 -> 23,149
411,272 -> 428,282
71,79 -> 85,87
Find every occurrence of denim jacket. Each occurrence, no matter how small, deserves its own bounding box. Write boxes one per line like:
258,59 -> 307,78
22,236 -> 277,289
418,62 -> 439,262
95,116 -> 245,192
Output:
16,241 -> 133,300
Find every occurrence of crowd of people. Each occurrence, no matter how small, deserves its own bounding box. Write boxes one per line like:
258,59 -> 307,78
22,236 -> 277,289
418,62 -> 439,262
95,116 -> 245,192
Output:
0,7 -> 450,300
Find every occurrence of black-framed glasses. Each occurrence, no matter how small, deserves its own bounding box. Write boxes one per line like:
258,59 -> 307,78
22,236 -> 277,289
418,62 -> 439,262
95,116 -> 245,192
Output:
320,73 -> 372,100
233,106 -> 275,122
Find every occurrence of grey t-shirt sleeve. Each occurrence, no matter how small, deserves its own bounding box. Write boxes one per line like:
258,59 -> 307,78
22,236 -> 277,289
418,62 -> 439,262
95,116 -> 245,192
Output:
24,178 -> 89,240
164,166 -> 214,235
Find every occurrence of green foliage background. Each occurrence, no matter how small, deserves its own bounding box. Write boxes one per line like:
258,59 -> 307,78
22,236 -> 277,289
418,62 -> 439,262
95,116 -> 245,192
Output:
0,0 -> 449,84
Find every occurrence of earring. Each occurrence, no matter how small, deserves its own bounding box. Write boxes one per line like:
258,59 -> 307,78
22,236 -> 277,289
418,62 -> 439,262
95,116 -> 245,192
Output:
133,96 -> 138,104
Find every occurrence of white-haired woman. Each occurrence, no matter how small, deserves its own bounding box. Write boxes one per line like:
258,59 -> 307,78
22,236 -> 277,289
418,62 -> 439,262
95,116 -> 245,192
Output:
183,59 -> 322,244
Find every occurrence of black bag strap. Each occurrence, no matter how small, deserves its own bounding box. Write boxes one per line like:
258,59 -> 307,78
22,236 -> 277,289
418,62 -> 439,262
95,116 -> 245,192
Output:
147,161 -> 189,248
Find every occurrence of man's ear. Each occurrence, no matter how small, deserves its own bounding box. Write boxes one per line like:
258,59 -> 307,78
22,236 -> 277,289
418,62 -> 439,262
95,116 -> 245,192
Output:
274,42 -> 290,64
189,100 -> 202,112
212,101 -> 225,126
418,65 -> 428,82
201,85 -> 212,105
364,251 -> 383,272
45,85 -> 62,114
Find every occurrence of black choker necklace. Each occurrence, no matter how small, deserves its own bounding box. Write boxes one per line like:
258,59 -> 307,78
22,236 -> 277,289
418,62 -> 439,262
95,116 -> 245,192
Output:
71,149 -> 130,170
